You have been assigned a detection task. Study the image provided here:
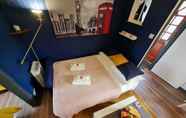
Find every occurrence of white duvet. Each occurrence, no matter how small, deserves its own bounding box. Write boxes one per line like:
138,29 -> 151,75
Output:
53,52 -> 143,118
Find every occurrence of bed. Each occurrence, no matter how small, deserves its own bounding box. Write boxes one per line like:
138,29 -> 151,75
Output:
52,52 -> 143,118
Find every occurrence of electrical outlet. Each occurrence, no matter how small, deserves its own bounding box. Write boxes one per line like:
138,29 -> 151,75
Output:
33,88 -> 36,96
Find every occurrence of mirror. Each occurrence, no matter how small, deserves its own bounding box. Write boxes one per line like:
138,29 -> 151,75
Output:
128,0 -> 152,26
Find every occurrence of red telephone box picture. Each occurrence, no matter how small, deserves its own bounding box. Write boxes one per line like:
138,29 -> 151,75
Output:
97,3 -> 113,34
48,0 -> 114,37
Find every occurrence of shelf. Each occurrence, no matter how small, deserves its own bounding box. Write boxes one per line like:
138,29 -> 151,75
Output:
119,31 -> 137,41
9,29 -> 31,36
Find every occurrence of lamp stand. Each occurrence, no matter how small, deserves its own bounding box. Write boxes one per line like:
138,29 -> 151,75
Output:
21,22 -> 42,64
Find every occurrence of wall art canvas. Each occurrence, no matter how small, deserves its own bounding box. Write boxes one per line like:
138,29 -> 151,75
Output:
45,0 -> 114,38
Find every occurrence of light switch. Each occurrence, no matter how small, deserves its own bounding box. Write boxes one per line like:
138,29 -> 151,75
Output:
149,33 -> 155,39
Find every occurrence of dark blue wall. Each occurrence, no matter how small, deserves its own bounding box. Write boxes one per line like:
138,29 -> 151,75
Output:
0,12 -> 33,95
111,0 -> 178,65
3,6 -> 115,62
3,0 -> 178,65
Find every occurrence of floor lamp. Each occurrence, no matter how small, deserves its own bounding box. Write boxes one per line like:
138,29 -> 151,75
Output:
21,9 -> 43,65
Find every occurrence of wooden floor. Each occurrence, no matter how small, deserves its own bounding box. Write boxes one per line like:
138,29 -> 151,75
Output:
135,70 -> 186,118
0,70 -> 186,118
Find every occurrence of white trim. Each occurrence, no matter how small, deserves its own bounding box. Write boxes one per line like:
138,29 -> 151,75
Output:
137,0 -> 182,67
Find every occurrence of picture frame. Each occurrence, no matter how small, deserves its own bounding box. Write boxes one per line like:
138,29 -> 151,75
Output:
45,0 -> 114,38
128,0 -> 152,26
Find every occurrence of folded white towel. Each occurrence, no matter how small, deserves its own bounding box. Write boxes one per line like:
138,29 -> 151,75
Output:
72,75 -> 91,86
70,63 -> 85,71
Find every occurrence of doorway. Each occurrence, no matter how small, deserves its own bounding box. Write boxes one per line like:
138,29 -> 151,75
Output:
140,0 -> 186,70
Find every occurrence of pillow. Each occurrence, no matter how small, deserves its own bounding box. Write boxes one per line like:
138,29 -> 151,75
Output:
117,62 -> 143,81
110,54 -> 129,66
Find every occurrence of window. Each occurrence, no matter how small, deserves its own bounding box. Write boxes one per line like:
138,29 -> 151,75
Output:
166,25 -> 177,33
160,1 -> 186,40
161,33 -> 171,40
171,16 -> 184,25
178,8 -> 186,16
178,1 -> 186,10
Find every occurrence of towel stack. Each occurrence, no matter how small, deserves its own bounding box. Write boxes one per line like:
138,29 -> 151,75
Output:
70,63 -> 91,86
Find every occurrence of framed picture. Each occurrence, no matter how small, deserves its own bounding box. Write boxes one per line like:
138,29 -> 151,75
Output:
45,0 -> 114,38
128,0 -> 152,26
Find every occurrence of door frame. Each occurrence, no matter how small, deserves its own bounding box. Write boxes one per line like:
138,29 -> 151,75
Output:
137,0 -> 183,68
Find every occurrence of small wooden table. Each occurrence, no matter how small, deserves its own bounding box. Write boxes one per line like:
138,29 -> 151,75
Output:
74,91 -> 156,118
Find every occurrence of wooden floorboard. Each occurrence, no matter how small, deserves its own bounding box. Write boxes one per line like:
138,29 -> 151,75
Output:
135,69 -> 186,118
0,70 -> 186,118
